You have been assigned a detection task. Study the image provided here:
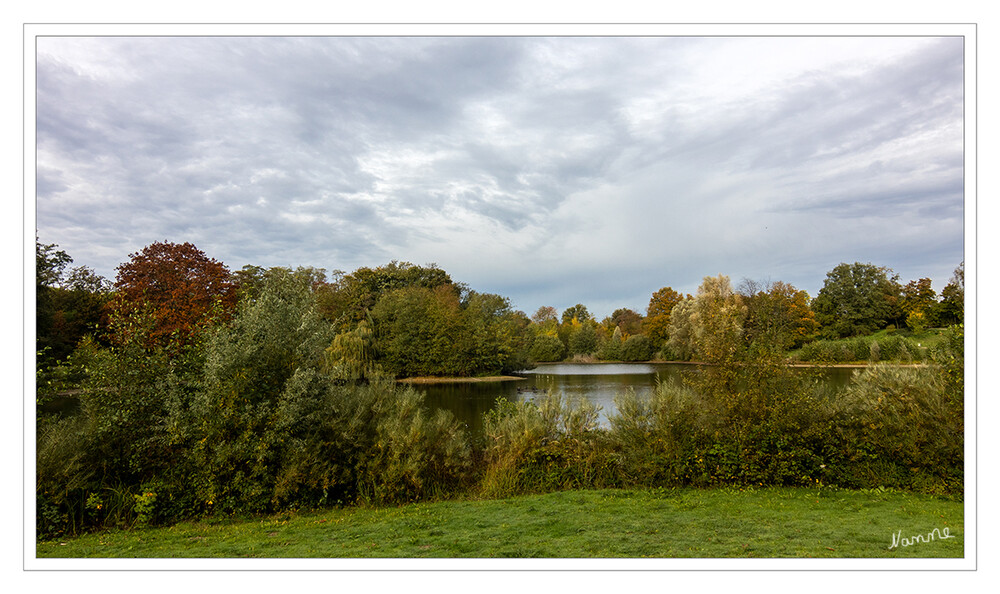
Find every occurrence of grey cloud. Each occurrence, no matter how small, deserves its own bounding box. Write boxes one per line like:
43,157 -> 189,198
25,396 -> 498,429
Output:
34,35 -> 966,312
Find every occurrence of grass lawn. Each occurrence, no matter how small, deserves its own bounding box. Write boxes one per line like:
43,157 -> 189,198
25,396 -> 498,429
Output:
36,486 -> 963,559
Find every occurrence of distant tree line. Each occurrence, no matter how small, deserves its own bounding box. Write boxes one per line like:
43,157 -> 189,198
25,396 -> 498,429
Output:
37,239 -> 964,379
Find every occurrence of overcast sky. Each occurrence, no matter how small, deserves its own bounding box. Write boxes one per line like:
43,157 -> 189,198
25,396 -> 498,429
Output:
33,33 -> 966,319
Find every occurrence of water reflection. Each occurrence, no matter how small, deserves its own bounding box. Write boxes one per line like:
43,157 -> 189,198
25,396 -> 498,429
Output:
417,362 -> 858,436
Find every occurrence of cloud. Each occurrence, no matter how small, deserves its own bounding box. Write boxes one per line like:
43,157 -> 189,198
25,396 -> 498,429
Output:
33,34 -> 965,317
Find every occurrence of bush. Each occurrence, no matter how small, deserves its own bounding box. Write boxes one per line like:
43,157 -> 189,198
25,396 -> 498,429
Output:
478,392 -> 614,497
794,334 -> 928,363
826,364 -> 962,493
608,383 -> 710,486
356,383 -> 472,505
621,334 -> 653,361
190,270 -> 336,513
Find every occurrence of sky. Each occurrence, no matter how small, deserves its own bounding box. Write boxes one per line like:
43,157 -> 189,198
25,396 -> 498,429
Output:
32,32 -> 967,320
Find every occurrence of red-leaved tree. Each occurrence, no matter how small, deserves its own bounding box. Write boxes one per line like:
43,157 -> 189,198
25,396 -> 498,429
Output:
110,241 -> 238,349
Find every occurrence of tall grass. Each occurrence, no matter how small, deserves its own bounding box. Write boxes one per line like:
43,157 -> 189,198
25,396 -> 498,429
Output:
477,392 -> 617,498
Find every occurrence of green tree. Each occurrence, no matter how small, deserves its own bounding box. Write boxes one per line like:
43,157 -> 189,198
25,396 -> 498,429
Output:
561,303 -> 592,325
812,262 -> 902,338
317,261 -> 454,331
324,318 -> 383,382
558,304 -> 594,357
598,325 -> 624,360
191,269 -> 337,512
529,334 -> 566,362
458,291 -> 532,375
36,240 -> 112,369
568,321 -> 598,357
900,278 -> 937,330
621,334 -> 653,361
935,262 -> 964,326
370,285 -> 464,377
43,272 -> 111,367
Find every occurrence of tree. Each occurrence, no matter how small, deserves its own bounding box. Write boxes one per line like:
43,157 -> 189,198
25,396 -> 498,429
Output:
459,291 -> 532,375
665,298 -> 697,361
643,287 -> 687,349
900,278 -> 937,330
561,303 -> 592,325
936,262 -> 964,326
531,306 -> 558,325
739,279 -> 818,350
568,322 -> 598,356
598,325 -> 624,360
529,334 -> 565,362
317,261 -> 454,331
690,275 -> 746,365
621,334 -> 653,362
811,262 -> 902,338
557,304 -> 595,357
605,308 -> 643,338
36,239 -> 111,367
191,269 -> 340,512
370,285 -> 464,377
111,241 -> 238,349
36,239 -> 73,288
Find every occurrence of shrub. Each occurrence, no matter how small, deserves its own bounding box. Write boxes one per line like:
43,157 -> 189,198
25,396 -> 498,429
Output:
36,415 -> 94,538
478,392 -> 613,497
356,383 -> 472,505
826,364 -> 962,493
608,382 -> 710,486
793,334 -> 927,364
190,270 -> 337,513
621,334 -> 654,361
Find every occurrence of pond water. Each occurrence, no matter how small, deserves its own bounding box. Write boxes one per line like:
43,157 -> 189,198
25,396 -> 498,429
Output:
417,362 -> 859,437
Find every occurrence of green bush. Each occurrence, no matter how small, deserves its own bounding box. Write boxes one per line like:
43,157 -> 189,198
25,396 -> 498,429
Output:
794,334 -> 928,363
826,364 -> 962,493
608,383 -> 710,486
191,270 -> 336,514
36,415 -> 94,538
621,334 -> 653,361
356,383 -> 472,505
478,392 -> 613,497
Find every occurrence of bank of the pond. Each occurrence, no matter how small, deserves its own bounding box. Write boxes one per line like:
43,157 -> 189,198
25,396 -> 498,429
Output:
397,375 -> 528,384
36,486 -> 964,559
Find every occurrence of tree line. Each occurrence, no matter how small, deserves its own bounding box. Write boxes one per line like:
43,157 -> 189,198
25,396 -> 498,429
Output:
35,239 -> 964,538
37,239 -> 965,381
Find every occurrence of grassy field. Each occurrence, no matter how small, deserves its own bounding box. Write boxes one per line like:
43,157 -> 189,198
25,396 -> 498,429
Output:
36,486 -> 963,559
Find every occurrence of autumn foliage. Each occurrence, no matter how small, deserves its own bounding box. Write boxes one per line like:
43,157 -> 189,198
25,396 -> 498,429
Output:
110,241 -> 238,348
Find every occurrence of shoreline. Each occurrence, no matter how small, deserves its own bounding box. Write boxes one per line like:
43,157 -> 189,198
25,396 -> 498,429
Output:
530,360 -> 930,369
394,360 -> 933,384
397,375 -> 528,384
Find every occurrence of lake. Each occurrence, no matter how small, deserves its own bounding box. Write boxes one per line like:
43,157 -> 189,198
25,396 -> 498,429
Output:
417,362 -> 860,436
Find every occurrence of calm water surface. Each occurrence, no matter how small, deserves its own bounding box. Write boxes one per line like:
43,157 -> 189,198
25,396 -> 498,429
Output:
418,362 -> 858,436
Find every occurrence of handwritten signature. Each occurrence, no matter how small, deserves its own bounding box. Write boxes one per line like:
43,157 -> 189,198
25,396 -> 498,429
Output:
889,527 -> 956,549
